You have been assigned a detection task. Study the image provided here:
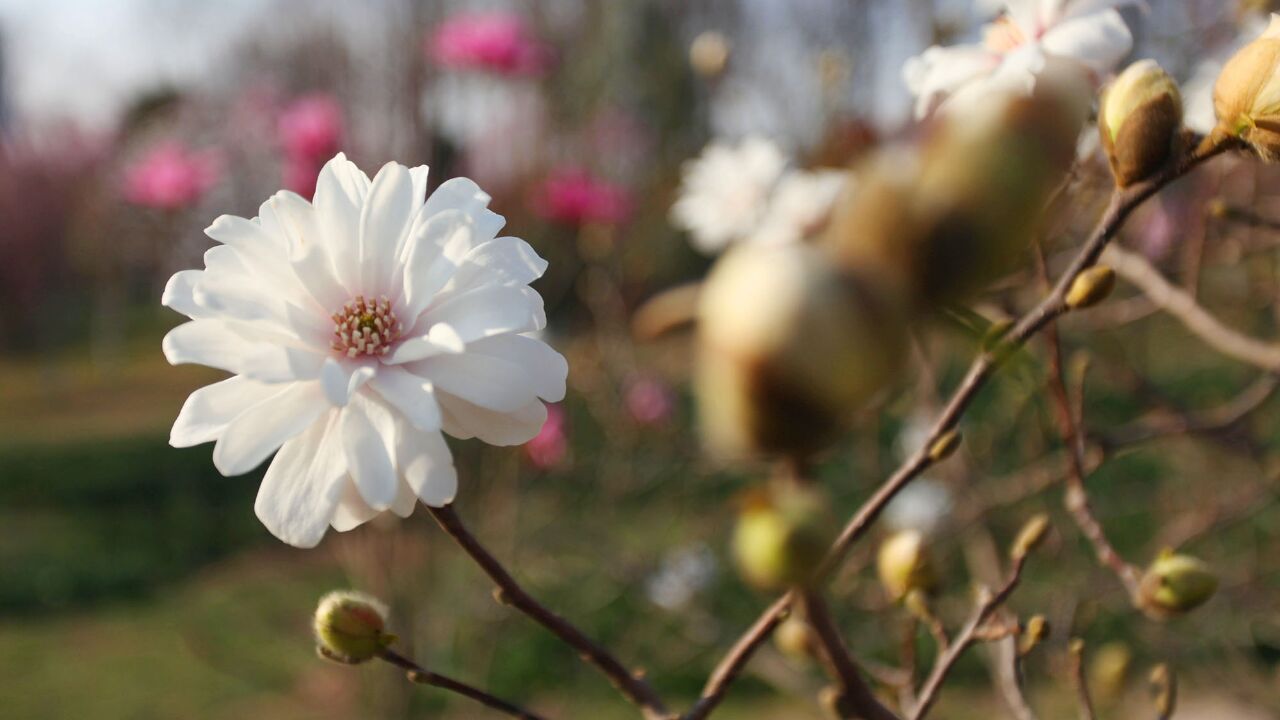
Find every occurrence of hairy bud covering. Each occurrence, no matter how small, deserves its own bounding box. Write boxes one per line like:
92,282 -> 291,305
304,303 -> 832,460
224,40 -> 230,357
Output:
1100,60 -> 1183,186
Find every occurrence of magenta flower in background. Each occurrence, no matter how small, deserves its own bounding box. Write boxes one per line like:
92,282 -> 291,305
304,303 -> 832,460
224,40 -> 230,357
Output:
122,142 -> 219,211
525,403 -> 568,470
281,153 -> 325,199
624,376 -> 675,426
428,11 -> 549,76
278,94 -> 345,160
532,169 -> 632,226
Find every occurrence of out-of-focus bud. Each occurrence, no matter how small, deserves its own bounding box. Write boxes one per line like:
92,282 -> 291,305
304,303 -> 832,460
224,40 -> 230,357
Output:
826,82 -> 1084,307
731,485 -> 832,591
690,31 -> 731,79
313,590 -> 395,664
1214,14 -> 1280,160
1149,663 -> 1177,718
876,529 -> 937,601
774,614 -> 816,661
1010,513 -> 1051,561
1088,642 -> 1133,706
697,243 -> 908,459
1066,266 -> 1116,310
1018,615 -> 1050,655
1138,550 -> 1219,619
927,429 -> 962,462
1100,60 -> 1183,187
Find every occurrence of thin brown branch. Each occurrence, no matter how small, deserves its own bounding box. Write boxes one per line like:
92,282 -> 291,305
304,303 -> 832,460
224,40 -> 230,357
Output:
1098,373 -> 1279,449
801,591 -> 901,720
909,554 -> 1032,720
427,505 -> 671,720
1104,244 -> 1280,371
1068,639 -> 1097,720
379,647 -> 548,720
684,594 -> 792,720
687,135 -> 1234,718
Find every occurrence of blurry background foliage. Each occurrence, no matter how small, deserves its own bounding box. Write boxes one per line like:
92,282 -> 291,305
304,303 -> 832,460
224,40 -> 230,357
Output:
1,0 -> 1279,718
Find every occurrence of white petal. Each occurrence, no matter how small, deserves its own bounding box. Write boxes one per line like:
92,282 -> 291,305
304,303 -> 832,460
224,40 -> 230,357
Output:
367,365 -> 443,431
383,323 -> 465,365
443,237 -> 547,293
359,162 -> 415,296
162,270 -> 211,319
397,422 -> 457,506
1041,10 -> 1132,74
400,209 -> 473,320
162,320 -> 255,374
413,352 -> 538,412
463,334 -> 567,402
903,45 -> 998,118
341,393 -> 398,511
390,477 -> 418,517
213,380 -> 330,476
313,153 -> 368,293
170,375 -> 271,447
419,285 -> 544,343
421,176 -> 491,219
330,476 -> 380,531
438,394 -> 547,446
320,359 -> 375,407
264,190 -> 347,312
255,411 -> 347,548
241,344 -> 327,384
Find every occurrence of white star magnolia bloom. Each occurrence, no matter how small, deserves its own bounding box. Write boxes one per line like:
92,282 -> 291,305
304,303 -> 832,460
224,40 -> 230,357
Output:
162,153 -> 567,548
748,170 -> 847,247
670,136 -> 786,255
904,0 -> 1143,119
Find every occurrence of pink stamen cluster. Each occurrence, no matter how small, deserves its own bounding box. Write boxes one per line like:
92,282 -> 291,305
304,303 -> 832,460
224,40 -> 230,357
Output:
332,296 -> 401,358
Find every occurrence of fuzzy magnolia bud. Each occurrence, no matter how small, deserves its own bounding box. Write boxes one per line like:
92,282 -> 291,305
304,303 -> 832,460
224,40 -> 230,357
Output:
1100,60 -> 1183,186
876,529 -> 937,601
697,243 -> 907,459
1089,642 -> 1133,706
1138,551 -> 1219,618
826,81 -> 1084,307
731,485 -> 832,591
1214,14 -> 1280,160
1010,513 -> 1051,560
1149,664 -> 1177,717
1065,266 -> 1116,309
1018,615 -> 1050,656
313,590 -> 395,664
689,31 -> 731,79
774,614 -> 816,661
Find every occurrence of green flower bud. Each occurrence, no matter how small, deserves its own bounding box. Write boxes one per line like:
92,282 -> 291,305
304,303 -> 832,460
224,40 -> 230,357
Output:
1065,266 -> 1116,310
876,530 -> 937,601
1138,551 -> 1219,618
773,614 -> 816,661
731,485 -> 832,591
1010,513 -> 1051,561
1018,614 -> 1050,656
1100,60 -> 1183,186
1088,642 -> 1133,706
313,590 -> 395,664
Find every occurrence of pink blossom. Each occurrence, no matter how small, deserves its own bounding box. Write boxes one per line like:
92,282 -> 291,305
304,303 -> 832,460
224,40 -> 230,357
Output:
625,376 -> 675,426
427,12 -> 549,76
278,94 -> 345,160
525,404 -> 568,470
122,142 -> 219,211
532,169 -> 632,226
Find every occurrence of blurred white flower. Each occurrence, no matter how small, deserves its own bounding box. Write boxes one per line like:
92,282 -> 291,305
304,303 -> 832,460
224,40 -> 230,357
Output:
748,169 -> 847,247
162,153 -> 567,548
670,136 -> 786,254
644,543 -> 717,611
883,479 -> 954,537
904,0 -> 1141,118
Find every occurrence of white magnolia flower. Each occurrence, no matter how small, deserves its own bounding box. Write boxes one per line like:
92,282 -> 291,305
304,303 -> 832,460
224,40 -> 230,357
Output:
162,153 -> 567,548
748,169 -> 847,247
670,136 -> 786,254
904,0 -> 1142,118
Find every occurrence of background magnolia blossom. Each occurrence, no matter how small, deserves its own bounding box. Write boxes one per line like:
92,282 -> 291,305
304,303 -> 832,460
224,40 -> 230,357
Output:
904,0 -> 1142,117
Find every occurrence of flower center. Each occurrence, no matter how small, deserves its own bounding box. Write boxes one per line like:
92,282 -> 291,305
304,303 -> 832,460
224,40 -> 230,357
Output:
331,295 -> 401,358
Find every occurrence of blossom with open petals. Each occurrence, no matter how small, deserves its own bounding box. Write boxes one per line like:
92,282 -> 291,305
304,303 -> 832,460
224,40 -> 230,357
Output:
163,153 -> 567,547
904,0 -> 1141,118
670,137 -> 786,254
